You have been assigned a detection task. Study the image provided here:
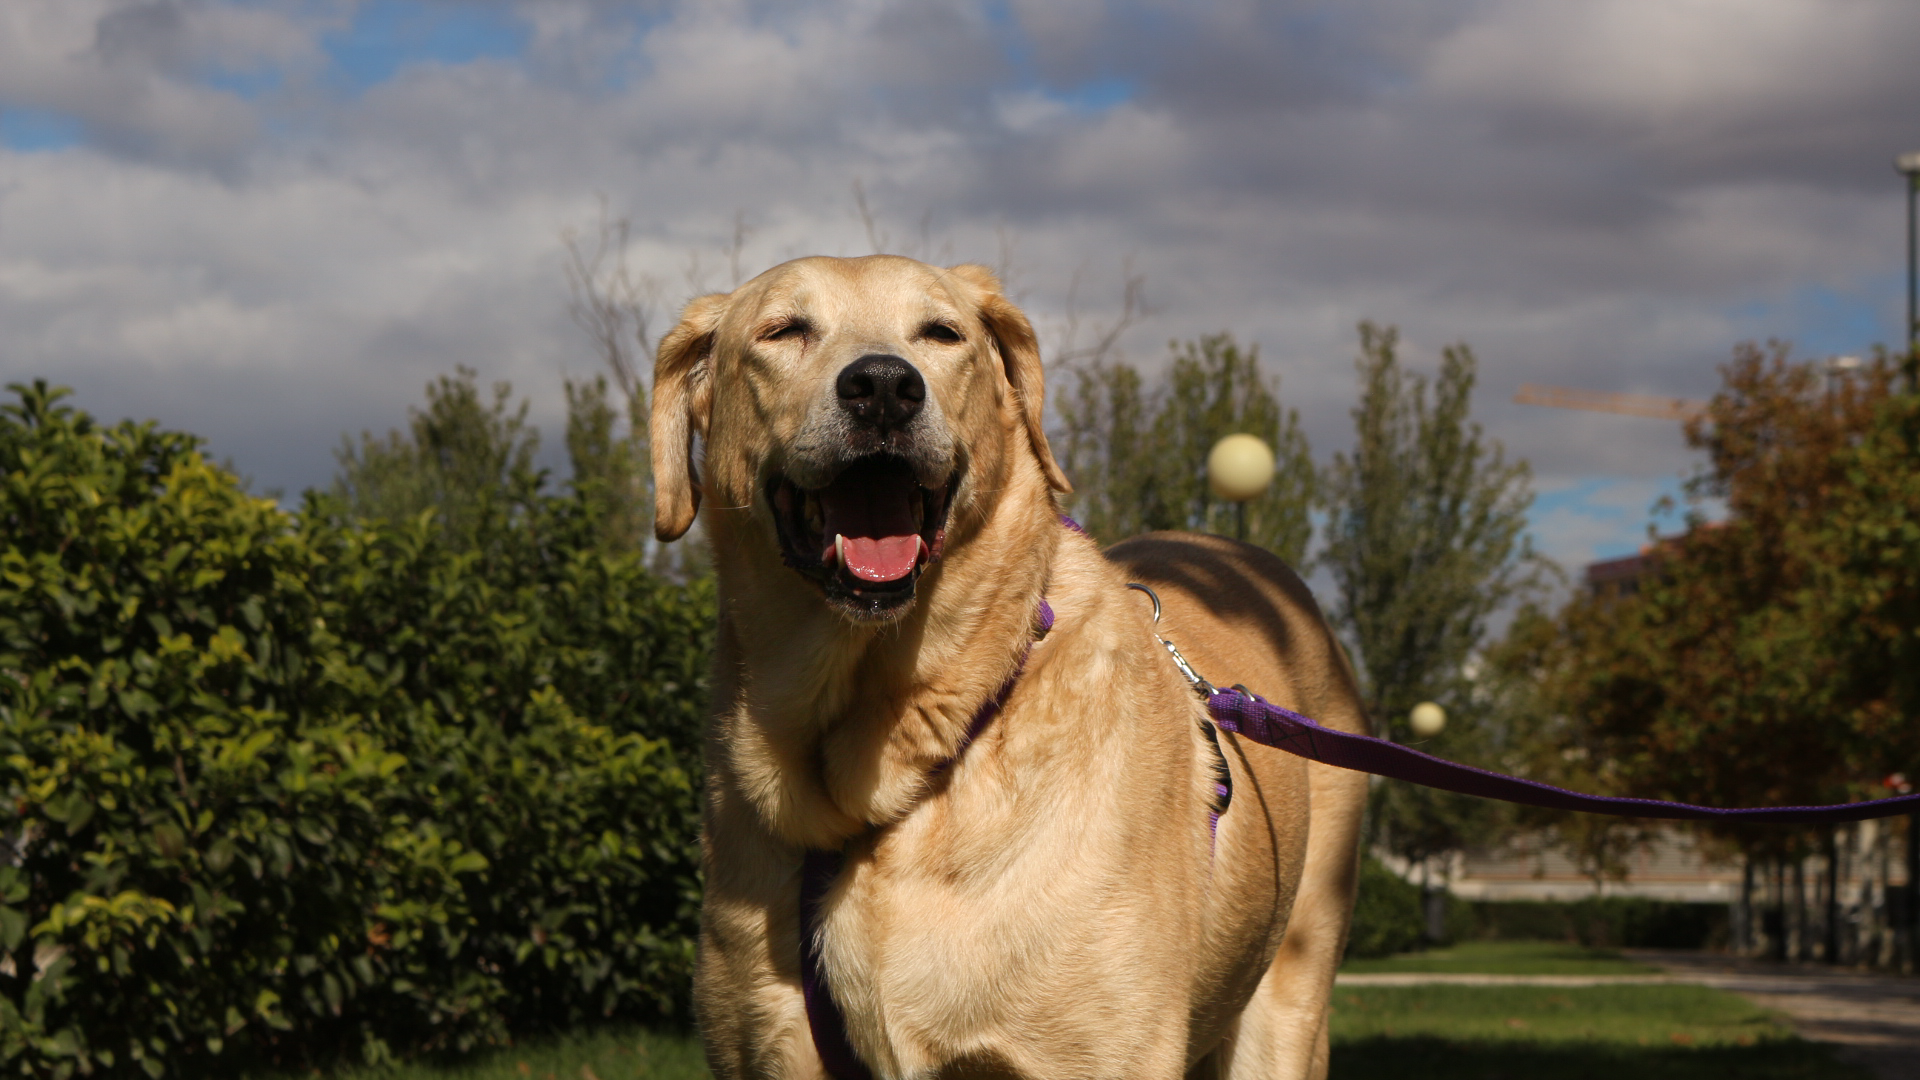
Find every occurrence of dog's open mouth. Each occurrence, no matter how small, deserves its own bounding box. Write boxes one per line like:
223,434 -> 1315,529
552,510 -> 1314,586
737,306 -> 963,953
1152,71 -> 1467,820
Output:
768,455 -> 955,616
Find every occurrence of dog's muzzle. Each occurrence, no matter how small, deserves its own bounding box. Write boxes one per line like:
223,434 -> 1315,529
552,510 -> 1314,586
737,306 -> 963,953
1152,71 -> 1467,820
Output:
766,355 -> 958,620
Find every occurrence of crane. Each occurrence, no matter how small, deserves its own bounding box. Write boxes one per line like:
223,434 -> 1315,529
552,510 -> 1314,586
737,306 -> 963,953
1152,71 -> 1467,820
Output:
1512,383 -> 1710,422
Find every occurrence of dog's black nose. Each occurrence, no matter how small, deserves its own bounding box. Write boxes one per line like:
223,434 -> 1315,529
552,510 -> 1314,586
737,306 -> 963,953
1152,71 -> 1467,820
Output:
836,354 -> 925,430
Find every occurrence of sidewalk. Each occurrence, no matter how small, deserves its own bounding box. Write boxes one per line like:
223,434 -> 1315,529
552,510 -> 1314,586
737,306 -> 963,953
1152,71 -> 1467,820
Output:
1632,950 -> 1920,1080
1337,951 -> 1920,1080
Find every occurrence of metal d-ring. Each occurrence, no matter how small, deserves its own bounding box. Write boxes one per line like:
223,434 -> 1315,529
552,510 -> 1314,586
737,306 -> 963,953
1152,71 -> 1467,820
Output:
1126,582 -> 1163,624
1126,582 -> 1215,697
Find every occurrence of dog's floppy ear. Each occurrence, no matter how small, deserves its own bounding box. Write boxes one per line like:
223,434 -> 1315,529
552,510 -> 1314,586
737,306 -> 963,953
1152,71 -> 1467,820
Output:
651,292 -> 730,541
946,264 -> 1072,494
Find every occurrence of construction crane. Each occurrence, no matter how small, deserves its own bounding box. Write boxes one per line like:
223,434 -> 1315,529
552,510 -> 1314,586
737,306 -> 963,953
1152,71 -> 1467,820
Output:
1512,384 -> 1710,422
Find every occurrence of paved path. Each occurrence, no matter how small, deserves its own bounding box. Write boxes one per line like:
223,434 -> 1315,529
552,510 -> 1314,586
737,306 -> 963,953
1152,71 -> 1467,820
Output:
1632,950 -> 1920,1080
1339,952 -> 1920,1080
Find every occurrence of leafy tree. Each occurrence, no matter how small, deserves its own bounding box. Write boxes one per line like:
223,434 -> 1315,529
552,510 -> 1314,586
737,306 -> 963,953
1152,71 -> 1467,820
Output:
1532,345 -> 1918,959
1558,348 -> 1892,835
1318,322 -> 1549,883
560,204 -> 658,557
1816,361 -> 1920,951
331,366 -> 542,542
1057,333 -> 1315,564
565,373 -> 650,551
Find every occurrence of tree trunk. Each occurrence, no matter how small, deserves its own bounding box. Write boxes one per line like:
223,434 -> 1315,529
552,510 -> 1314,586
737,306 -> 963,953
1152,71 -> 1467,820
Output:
1824,827 -> 1841,963
1896,810 -> 1912,972
1766,858 -> 1782,961
1737,856 -> 1755,956
1781,853 -> 1797,960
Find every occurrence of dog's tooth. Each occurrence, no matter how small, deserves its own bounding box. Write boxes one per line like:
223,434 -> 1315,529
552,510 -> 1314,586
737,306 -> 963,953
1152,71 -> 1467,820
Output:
916,535 -> 932,565
833,533 -> 846,568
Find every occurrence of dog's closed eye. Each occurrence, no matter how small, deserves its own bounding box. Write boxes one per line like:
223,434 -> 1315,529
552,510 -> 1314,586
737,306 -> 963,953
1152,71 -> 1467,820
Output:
920,321 -> 964,344
761,317 -> 812,343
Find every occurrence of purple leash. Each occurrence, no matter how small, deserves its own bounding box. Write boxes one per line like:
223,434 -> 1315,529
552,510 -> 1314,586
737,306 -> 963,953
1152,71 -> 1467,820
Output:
801,600 -> 1055,1080
1206,685 -> 1920,825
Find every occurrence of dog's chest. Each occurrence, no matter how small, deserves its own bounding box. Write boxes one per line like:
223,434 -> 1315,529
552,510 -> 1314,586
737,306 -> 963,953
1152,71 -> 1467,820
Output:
812,817 -> 1196,1073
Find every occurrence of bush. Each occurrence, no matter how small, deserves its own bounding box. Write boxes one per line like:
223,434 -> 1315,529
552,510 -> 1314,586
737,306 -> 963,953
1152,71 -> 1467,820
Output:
1346,855 -> 1427,959
1455,897 -> 1727,950
0,384 -> 712,1077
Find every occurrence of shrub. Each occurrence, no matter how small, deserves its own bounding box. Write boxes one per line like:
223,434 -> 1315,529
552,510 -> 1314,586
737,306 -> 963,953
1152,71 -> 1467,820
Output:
1455,897 -> 1728,950
1345,855 -> 1427,959
0,383 -> 711,1078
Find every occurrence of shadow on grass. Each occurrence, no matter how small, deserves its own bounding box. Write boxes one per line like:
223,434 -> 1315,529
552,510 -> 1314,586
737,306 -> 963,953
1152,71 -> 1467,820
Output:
1333,1035 -> 1872,1080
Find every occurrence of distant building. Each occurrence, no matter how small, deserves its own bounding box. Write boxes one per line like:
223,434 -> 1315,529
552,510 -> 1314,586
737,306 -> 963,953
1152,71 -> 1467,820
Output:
1584,551 -> 1652,597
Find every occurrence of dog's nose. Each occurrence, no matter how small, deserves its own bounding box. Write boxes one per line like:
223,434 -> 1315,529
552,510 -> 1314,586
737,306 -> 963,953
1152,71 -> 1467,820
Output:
836,354 -> 925,431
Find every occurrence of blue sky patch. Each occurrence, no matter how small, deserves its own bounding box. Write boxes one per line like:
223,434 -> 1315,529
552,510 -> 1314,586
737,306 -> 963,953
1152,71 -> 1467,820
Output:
1530,474 -> 1693,566
203,65 -> 285,101
983,0 -> 1135,114
1041,77 -> 1136,114
0,107 -> 84,152
323,0 -> 529,91
1730,279 -> 1900,359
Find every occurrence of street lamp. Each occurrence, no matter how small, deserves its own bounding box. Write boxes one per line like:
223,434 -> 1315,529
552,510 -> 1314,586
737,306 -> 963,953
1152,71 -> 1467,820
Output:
1206,433 -> 1275,542
1898,151 -> 1920,390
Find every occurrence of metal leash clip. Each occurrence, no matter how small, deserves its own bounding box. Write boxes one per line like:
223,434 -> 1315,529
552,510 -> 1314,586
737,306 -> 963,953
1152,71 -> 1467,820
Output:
1126,583 -> 1216,698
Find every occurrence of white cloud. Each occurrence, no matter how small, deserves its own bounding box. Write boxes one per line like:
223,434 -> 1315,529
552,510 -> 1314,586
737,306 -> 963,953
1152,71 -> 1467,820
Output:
0,0 -> 1913,519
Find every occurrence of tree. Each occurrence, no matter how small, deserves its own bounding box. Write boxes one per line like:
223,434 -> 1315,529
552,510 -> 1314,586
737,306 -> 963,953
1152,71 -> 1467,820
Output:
1057,333 -> 1316,564
561,201 -> 656,548
1539,344 -> 1911,961
1318,322 -> 1548,891
1817,361 -> 1920,958
330,366 -> 542,543
565,373 -> 650,551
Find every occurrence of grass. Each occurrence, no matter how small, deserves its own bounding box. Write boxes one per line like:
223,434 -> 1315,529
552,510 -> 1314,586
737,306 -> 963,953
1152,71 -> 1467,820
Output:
1329,984 -> 1869,1080
314,1029 -> 711,1080
1340,939 -> 1659,975
281,959 -> 1863,1080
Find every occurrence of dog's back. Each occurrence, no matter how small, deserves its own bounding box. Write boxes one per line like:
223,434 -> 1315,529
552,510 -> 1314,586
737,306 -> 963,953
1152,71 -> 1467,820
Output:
1105,532 -> 1370,1080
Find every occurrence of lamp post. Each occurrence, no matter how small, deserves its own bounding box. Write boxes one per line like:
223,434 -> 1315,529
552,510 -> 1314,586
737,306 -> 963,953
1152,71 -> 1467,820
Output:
1899,152 -> 1920,390
1206,433 -> 1276,542
1901,153 -> 1920,966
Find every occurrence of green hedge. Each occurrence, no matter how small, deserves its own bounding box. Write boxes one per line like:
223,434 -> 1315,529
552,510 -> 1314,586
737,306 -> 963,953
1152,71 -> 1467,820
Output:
0,384 -> 713,1077
1346,856 -> 1427,959
1453,897 -> 1728,950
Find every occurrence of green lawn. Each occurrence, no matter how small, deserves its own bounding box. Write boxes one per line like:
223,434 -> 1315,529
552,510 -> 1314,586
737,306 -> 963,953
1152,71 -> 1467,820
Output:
313,1029 -> 711,1080
286,968 -> 1863,1080
1329,984 -> 1868,1080
1340,939 -> 1659,975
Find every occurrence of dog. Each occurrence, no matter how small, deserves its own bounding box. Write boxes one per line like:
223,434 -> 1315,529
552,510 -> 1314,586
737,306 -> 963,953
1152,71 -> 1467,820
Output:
650,255 -> 1370,1079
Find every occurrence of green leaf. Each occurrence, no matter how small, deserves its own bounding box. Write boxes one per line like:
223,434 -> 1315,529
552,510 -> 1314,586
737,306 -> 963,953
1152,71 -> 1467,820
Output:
0,905 -> 26,950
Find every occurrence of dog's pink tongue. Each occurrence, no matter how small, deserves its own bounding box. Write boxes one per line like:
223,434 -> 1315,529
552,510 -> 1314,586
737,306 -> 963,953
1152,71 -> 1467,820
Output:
841,535 -> 920,582
819,461 -> 922,583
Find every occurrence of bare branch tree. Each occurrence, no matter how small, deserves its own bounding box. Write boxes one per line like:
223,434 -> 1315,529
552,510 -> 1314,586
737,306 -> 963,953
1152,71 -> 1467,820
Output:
726,210 -> 754,288
1049,256 -> 1148,372
560,195 -> 659,405
852,179 -> 890,254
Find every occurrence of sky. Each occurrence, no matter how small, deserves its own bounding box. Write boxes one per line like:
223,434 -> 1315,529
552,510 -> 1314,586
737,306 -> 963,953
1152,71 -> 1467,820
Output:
2,0 -> 1916,576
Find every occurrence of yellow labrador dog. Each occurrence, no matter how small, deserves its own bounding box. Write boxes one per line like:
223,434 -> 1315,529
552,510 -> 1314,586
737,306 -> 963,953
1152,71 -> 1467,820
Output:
651,255 -> 1370,1080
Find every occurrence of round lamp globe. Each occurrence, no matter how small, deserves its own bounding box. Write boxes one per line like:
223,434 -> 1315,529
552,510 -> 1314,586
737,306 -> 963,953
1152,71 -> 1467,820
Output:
1409,701 -> 1447,738
1207,434 -> 1277,502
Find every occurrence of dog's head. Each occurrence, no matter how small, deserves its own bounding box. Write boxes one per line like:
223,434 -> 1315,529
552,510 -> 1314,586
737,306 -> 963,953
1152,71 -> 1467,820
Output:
651,255 -> 1070,622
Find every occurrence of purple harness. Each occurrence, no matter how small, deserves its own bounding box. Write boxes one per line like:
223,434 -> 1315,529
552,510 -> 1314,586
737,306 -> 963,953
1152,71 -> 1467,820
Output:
798,579 -> 1920,1080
